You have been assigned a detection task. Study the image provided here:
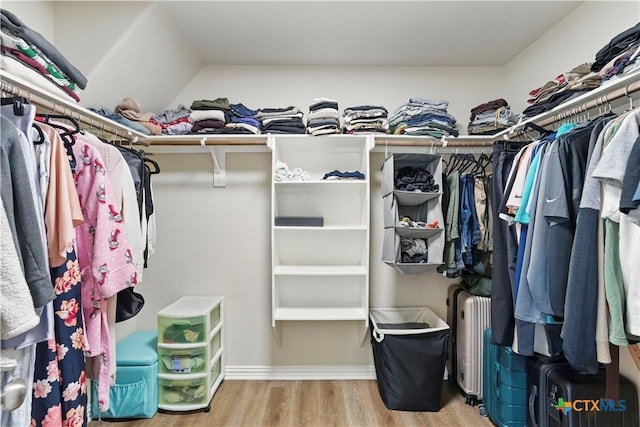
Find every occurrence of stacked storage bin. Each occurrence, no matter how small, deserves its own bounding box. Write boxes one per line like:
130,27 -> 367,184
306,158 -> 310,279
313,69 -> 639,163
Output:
157,296 -> 225,412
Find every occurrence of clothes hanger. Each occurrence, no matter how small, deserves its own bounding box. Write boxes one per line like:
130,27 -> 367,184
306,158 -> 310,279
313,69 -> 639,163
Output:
144,156 -> 161,175
32,123 -> 45,145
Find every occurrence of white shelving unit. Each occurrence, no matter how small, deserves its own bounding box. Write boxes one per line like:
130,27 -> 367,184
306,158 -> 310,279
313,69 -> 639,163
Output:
156,296 -> 224,412
268,134 -> 373,339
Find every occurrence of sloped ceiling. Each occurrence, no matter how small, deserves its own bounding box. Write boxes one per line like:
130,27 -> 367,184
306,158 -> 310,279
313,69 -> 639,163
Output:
158,1 -> 584,66
4,1 -> 587,111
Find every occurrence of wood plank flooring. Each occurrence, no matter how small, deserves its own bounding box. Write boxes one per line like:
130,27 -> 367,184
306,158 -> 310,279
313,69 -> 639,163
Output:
89,380 -> 494,427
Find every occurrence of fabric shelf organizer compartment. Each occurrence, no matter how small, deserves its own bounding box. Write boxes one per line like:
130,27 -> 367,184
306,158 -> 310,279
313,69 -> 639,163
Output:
381,153 -> 445,274
91,331 -> 158,419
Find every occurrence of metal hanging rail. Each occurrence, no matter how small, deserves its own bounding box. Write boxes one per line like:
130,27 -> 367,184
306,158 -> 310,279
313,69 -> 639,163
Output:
0,71 -> 148,145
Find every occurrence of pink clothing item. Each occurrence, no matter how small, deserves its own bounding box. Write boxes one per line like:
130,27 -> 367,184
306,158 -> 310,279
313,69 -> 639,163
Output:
38,123 -> 84,267
72,136 -> 138,412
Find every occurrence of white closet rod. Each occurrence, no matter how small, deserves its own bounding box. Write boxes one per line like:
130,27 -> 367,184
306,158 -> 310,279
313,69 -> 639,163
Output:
0,72 -> 148,145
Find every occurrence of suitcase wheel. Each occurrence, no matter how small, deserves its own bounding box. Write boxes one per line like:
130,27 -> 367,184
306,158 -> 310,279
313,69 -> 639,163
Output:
478,404 -> 487,417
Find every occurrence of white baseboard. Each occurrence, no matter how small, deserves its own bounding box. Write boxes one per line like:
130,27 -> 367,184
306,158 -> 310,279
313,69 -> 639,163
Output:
225,365 -> 377,380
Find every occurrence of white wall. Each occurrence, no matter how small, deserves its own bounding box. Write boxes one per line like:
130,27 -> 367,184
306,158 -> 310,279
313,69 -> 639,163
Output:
504,1 -> 640,114
51,1 -> 202,113
125,65 -> 503,370
1,1 -> 54,42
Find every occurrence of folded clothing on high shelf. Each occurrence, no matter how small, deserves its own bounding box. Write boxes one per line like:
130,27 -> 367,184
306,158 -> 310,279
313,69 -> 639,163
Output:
0,8 -> 87,101
343,105 -> 389,134
388,97 -> 459,137
467,98 -> 518,135
256,105 -> 305,134
307,98 -> 341,136
89,106 -> 152,135
591,21 -> 640,74
151,104 -> 192,135
115,97 -> 162,135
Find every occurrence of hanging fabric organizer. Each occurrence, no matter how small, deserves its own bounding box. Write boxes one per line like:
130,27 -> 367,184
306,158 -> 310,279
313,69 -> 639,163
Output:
381,153 -> 445,274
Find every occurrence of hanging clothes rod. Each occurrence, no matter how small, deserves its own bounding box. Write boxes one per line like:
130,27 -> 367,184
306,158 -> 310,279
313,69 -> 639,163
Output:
0,71 -> 148,145
499,70 -> 640,140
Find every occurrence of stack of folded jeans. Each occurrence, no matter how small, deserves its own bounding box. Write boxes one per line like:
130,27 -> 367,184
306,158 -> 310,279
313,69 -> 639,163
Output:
307,98 -> 341,136
151,104 -> 192,135
189,97 -> 233,134
389,98 -> 459,137
342,105 -> 389,134
467,98 -> 518,135
226,103 -> 262,134
256,106 -> 306,134
1,8 -> 87,102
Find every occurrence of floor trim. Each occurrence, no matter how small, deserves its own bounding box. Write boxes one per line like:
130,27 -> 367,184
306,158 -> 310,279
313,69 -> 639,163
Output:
225,365 -> 377,380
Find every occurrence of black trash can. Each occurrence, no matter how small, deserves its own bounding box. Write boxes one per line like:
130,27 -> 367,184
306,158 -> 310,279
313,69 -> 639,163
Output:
370,307 -> 449,412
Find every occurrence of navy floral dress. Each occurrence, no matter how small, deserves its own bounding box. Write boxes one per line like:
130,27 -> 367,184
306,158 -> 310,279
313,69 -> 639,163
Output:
31,249 -> 87,427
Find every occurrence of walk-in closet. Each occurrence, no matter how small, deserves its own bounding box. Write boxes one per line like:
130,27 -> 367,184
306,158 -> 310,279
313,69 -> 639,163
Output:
1,2 -> 640,426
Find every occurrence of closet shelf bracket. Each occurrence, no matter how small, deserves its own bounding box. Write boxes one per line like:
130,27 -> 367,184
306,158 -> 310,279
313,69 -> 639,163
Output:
208,145 -> 226,188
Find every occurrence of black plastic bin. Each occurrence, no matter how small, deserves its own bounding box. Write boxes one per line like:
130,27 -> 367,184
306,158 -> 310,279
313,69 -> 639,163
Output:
370,307 -> 449,411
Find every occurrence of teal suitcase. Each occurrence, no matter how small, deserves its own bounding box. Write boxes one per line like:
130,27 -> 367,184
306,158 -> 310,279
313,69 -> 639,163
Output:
483,328 -> 528,427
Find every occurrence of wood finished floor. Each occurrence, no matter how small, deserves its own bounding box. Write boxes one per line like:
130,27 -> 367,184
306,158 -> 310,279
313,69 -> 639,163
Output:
89,380 -> 494,427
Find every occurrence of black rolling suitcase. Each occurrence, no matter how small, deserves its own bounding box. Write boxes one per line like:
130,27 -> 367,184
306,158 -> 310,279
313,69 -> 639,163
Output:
527,355 -> 639,427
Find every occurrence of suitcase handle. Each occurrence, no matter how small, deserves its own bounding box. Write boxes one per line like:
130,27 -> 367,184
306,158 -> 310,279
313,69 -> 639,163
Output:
529,385 -> 538,427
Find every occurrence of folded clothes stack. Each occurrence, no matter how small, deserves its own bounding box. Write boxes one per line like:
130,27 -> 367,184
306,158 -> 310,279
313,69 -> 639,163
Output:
467,98 -> 518,135
389,98 -> 458,137
256,106 -> 306,134
307,98 -> 341,136
151,105 -> 192,135
343,105 -> 389,134
115,97 -> 162,135
189,97 -> 234,134
0,8 -> 87,102
521,63 -> 601,120
591,21 -> 640,81
226,103 -> 261,134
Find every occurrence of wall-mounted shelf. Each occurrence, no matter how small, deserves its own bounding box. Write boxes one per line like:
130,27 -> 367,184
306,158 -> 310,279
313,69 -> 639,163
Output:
269,134 -> 372,345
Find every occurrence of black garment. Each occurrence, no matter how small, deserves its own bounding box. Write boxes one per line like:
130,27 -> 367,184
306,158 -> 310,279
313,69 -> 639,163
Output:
395,166 -> 439,193
490,142 -> 522,346
522,89 -> 590,118
190,127 -> 253,135
562,116 -> 617,375
309,101 -> 338,111
545,120 -> 598,317
620,136 -> 640,213
592,21 -> 640,72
